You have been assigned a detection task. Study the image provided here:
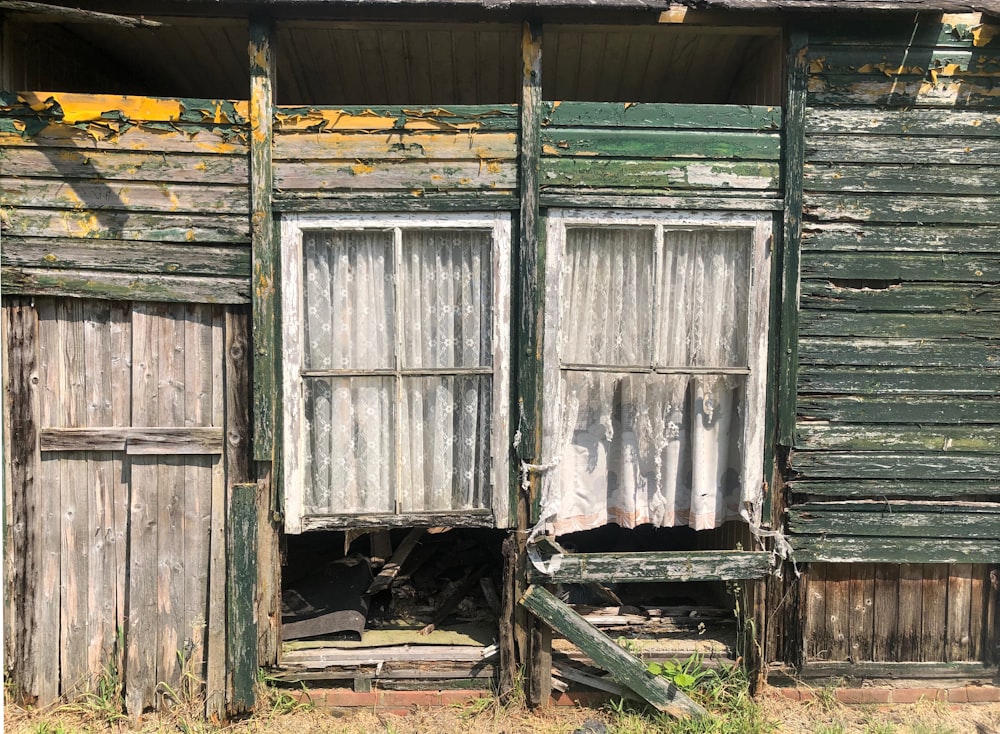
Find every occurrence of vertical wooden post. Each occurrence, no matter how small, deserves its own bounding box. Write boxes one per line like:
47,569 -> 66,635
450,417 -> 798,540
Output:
249,12 -> 276,464
227,482 -> 258,714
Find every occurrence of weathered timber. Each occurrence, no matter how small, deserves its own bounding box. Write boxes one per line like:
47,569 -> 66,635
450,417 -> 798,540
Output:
423,564 -> 490,635
797,337 -> 1000,368
806,17 -> 996,49
921,564 -> 949,662
271,191 -> 518,212
806,139 -> 1000,169
3,239 -> 250,277
272,104 -> 519,132
795,423 -> 1000,453
788,502 -> 1000,538
0,148 -> 249,184
274,159 -> 516,191
366,528 -> 425,595
227,482 -> 257,713
527,551 -> 774,584
273,131 -> 518,161
800,282 -> 1000,313
800,251 -> 999,282
807,47 -> 1000,77
2,268 -> 250,304
797,367 -> 1000,395
798,311 -> 998,339
1,210 -> 250,243
787,478 -> 1000,499
805,194 -> 1000,225
0,1 -> 164,26
847,562 -> 875,662
0,179 -> 250,214
538,192 -> 783,210
947,564 -> 975,661
792,536 -> 1000,564
799,395 -> 997,424
803,107 -> 1000,136
519,585 -> 706,718
791,451 -> 1000,479
542,101 -> 782,130
803,223 -> 1000,253
540,129 -> 780,159
872,563 -> 899,661
803,163 -> 1000,194
39,427 -> 223,453
539,158 -> 780,190
299,511 -> 495,531
250,14 -> 276,463
806,76 -> 1000,108
0,127 -> 247,154
553,662 -> 635,700
798,660 -> 993,679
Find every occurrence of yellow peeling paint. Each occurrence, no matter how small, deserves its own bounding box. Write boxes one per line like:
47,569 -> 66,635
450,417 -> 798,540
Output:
185,230 -> 196,241
809,58 -> 826,74
973,24 -> 998,47
350,162 -> 375,176
43,253 -> 58,263
485,162 -> 502,174
15,92 -> 248,125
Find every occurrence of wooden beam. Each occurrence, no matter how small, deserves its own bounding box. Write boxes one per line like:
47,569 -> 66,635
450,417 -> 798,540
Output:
798,660 -> 993,680
39,426 -> 223,454
0,1 -> 165,27
366,528 -> 425,595
249,14 -> 277,463
520,585 -> 706,719
529,550 -> 775,584
227,483 -> 258,714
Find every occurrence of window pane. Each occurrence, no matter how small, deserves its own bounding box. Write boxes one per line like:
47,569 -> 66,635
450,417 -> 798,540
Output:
398,375 -> 492,513
399,229 -> 493,369
302,376 -> 394,514
656,229 -> 750,368
302,229 -> 395,370
560,227 -> 654,366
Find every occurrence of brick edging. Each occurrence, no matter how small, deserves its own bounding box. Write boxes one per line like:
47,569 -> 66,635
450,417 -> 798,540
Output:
769,685 -> 1000,704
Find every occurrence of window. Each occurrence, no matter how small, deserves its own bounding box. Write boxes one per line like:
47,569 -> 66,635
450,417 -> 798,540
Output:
281,214 -> 511,533
541,210 -> 772,535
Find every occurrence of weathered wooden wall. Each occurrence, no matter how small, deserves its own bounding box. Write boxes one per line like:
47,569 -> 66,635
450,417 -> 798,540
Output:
1,297 -> 250,712
0,92 -> 251,304
786,13 -> 1000,669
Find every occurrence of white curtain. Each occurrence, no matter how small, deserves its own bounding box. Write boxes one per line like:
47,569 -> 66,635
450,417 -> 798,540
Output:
301,228 -> 493,516
549,227 -> 750,534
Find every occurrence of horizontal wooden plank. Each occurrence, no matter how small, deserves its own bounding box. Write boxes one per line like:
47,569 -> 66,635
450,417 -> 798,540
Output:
806,18 -> 992,48
798,337 -> 1000,368
808,47 -> 1000,78
798,661 -> 992,681
804,136 -> 1000,165
807,75 -> 1000,108
274,159 -> 516,191
788,502 -> 1000,539
539,158 -> 780,191
1,209 -> 250,242
2,267 -> 250,304
5,92 -> 248,125
540,129 -> 780,160
300,511 -> 496,530
804,107 -> 1000,137
797,367 -> 1000,395
40,427 -> 223,453
803,223 -> 1000,253
538,192 -> 783,211
0,147 -> 249,184
801,281 -> 1000,313
3,238 -> 250,277
791,452 -> 1000,480
272,191 -> 517,213
791,535 -> 1000,564
788,478 -> 1000,499
0,125 -> 248,154
803,163 -> 1000,195
542,102 -> 782,130
797,395 -> 1000,424
799,311 -> 998,339
273,131 -> 517,161
527,551 -> 773,584
801,252 -> 1000,283
274,105 -> 519,132
804,193 -> 1000,224
1,178 -> 249,214
795,423 -> 1000,453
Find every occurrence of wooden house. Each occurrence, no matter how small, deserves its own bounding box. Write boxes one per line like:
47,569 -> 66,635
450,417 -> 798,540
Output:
2,0 -> 999,718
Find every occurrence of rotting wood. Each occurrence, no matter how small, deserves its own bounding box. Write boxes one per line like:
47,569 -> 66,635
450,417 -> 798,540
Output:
805,135 -> 1000,165
2,268 -> 251,305
421,564 -> 490,636
803,223 -> 1000,253
798,368 -> 1000,396
798,660 -> 993,679
800,283 -> 1000,314
947,564 -> 974,662
0,147 -> 249,184
542,101 -> 782,130
791,452 -> 1000,479
798,311 -> 998,339
794,423 -> 1000,453
527,550 -> 774,584
39,427 -> 224,453
806,193 -> 1000,225
806,76 -> 1000,108
0,210 -> 250,243
788,478 -> 1000,499
519,585 -> 706,719
800,251 -> 998,282
272,104 -> 519,132
553,662 -> 635,699
803,106 -> 1000,136
0,126 -> 248,154
227,482 -> 258,713
367,528 -> 425,595
797,337 -> 1000,369
792,536 -> 1000,564
300,511 -> 494,532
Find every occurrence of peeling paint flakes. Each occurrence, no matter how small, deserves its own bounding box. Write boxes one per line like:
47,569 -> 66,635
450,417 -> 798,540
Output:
350,162 -> 375,176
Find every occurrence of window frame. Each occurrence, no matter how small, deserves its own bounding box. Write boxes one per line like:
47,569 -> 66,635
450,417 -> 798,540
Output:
541,208 -> 773,526
280,212 -> 512,534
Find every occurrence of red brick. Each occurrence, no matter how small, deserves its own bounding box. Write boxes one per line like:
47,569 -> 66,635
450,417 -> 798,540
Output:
947,687 -> 969,703
967,686 -> 1000,703
773,688 -> 801,701
440,690 -> 490,705
889,688 -> 942,704
379,690 -> 442,707
324,690 -> 378,707
837,688 -> 891,705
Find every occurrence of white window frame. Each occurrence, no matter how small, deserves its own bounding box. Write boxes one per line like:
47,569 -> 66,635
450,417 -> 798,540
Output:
542,209 -> 773,525
281,212 -> 511,534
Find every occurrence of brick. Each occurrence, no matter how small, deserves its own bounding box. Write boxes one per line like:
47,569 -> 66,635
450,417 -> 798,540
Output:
324,690 -> 378,707
379,690 -> 442,707
947,687 -> 969,704
889,688 -> 942,704
837,688 -> 891,704
440,690 -> 490,705
773,688 -> 801,701
967,686 -> 1000,703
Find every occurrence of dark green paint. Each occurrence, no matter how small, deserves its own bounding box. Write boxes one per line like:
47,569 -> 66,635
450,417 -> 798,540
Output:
797,395 -> 1000,424
540,158 -> 780,191
805,194 -> 1000,225
800,282 -> 1000,313
792,535 -> 1000,564
541,129 -> 780,161
788,478 -> 1000,499
798,311 -> 998,339
803,224 -> 1000,253
275,104 -> 519,131
803,163 -> 1000,195
791,451 -> 1000,480
789,503 -> 1000,538
797,367 -> 1000,395
797,338 -> 1000,368
542,102 -> 781,130
795,423 -> 1000,453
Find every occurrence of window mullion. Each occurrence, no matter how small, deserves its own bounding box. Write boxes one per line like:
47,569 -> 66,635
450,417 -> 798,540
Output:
392,226 -> 405,515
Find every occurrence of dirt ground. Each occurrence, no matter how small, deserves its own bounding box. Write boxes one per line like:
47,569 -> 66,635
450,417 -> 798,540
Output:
6,690 -> 1000,734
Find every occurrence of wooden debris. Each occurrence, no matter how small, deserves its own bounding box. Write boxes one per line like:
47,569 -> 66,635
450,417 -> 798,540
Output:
366,528 -> 424,595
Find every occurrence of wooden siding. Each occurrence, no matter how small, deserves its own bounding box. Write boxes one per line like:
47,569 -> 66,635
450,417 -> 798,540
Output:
1,297 -> 246,711
788,14 -> 1000,667
271,105 -> 519,211
0,92 -> 251,304
538,101 -> 783,209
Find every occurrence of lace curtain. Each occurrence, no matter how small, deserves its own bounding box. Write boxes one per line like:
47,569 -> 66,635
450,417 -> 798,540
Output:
549,226 -> 750,534
301,228 -> 493,515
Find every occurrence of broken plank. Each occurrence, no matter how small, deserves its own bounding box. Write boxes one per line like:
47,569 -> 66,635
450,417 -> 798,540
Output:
529,551 -> 773,584
40,426 -> 224,453
519,585 -> 706,719
553,662 -> 636,700
366,528 -> 425,595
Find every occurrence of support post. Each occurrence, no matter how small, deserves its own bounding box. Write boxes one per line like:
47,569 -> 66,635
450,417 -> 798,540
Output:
227,482 -> 258,714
